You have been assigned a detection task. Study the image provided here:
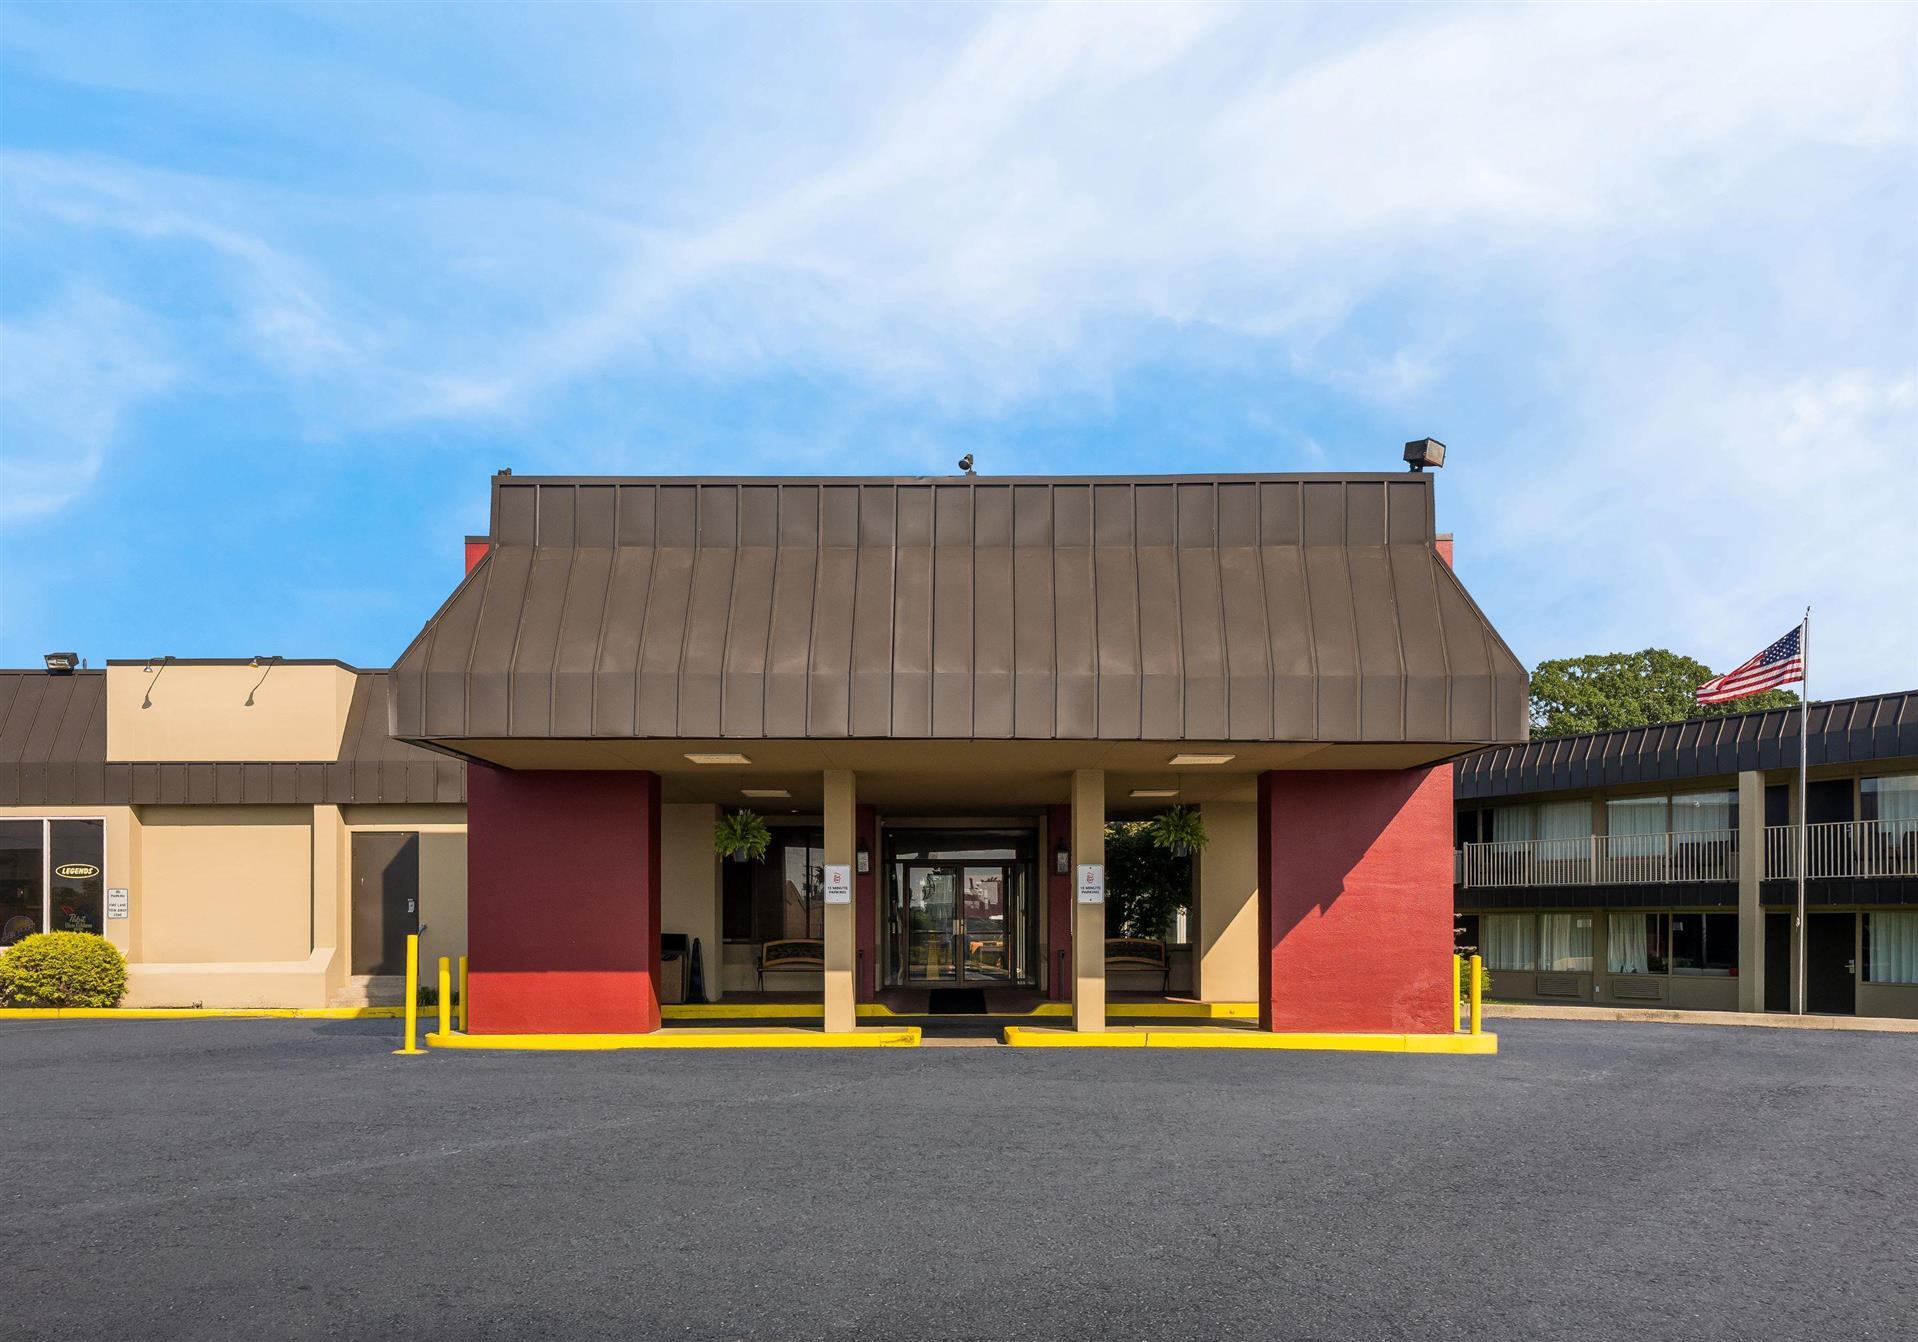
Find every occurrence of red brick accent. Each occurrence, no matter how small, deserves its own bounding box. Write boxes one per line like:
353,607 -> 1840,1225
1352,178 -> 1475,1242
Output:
1046,803 -> 1073,1000
466,767 -> 662,1034
464,539 -> 488,573
855,803 -> 878,1001
1435,534 -> 1454,569
1256,767 -> 1454,1033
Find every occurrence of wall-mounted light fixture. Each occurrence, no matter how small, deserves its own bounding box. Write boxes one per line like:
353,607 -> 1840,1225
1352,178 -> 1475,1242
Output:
244,655 -> 279,707
141,656 -> 171,708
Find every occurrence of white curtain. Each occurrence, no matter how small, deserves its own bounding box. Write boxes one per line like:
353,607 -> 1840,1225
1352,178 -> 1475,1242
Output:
1606,796 -> 1667,860
1491,807 -> 1535,841
1608,914 -> 1649,973
1672,790 -> 1735,834
1540,913 -> 1593,971
1483,914 -> 1535,970
1868,912 -> 1918,985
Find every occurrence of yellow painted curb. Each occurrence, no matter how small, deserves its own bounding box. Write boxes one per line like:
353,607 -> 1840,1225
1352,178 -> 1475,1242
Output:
425,1026 -> 921,1050
1001,1026 -> 1147,1047
0,1006 -> 417,1021
1003,1025 -> 1498,1054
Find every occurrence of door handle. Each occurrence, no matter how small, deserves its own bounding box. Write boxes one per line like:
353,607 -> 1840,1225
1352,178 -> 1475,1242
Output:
407,898 -> 417,915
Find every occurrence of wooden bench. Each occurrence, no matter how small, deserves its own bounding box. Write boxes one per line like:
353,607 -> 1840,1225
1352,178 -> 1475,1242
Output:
1104,937 -> 1170,993
757,938 -> 825,989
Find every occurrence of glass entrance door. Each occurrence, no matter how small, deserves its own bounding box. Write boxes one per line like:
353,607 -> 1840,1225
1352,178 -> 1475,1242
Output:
886,830 -> 1037,987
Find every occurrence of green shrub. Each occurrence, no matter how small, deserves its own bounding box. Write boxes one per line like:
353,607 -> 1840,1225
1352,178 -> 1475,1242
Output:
0,931 -> 129,1008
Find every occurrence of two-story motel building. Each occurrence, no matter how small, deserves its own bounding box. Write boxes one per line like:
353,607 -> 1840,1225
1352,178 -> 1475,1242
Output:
10,465 -> 1535,1034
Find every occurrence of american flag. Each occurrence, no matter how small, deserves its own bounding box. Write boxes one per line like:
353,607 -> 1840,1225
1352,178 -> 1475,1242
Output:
1696,626 -> 1804,704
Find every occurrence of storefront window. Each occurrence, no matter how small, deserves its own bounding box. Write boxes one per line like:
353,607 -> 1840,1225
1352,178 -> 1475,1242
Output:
50,820 -> 106,934
722,828 -> 825,942
1864,912 -> 1918,985
1607,913 -> 1669,974
0,820 -> 44,946
1483,913 -> 1535,971
1670,911 -> 1737,975
1539,913 -> 1592,971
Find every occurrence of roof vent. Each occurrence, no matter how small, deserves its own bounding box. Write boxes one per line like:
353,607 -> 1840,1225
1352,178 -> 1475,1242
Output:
42,652 -> 79,675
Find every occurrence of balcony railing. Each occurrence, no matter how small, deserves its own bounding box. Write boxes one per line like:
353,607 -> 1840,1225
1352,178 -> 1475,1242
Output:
1763,819 -> 1918,880
1458,831 -> 1737,889
1458,819 -> 1918,889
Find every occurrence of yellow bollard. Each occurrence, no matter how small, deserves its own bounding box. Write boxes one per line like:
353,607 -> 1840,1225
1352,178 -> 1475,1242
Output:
393,933 -> 424,1055
1468,953 -> 1484,1036
1451,953 -> 1462,1033
457,955 -> 469,1033
437,957 -> 451,1039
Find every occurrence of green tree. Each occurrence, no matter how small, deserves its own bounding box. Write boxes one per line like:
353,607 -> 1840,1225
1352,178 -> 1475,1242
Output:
1529,648 -> 1798,739
1103,821 -> 1191,937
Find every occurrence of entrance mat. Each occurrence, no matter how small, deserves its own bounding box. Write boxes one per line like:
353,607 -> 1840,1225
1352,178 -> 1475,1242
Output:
1001,1026 -> 1498,1054
927,988 -> 989,1015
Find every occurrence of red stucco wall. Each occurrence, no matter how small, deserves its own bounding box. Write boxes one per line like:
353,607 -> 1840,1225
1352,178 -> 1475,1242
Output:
1257,767 -> 1454,1033
466,766 -> 662,1034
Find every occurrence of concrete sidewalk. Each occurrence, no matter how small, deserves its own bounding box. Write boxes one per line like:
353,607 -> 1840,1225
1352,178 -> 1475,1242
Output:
1485,1002 -> 1918,1032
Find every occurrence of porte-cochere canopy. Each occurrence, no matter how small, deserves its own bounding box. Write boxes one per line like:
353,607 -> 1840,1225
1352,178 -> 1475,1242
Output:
391,472 -> 1526,747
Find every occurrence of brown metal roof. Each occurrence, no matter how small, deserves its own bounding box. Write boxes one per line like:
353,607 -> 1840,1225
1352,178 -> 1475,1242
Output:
0,670 -> 464,807
1455,690 -> 1918,799
392,473 -> 1527,745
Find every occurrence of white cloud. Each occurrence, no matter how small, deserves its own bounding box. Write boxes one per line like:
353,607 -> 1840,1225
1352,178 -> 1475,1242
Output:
0,287 -> 176,519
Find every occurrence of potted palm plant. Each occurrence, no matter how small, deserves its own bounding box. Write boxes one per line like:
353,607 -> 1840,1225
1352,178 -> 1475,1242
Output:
1146,805 -> 1208,858
713,809 -> 773,864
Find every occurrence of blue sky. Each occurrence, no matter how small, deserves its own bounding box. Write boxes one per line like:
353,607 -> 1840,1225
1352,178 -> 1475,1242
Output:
2,2 -> 1913,697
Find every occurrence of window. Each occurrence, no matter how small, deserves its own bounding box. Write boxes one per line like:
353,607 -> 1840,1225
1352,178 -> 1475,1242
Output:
1671,790 -> 1735,835
1489,807 -> 1535,842
1862,775 -> 1918,827
1605,795 -> 1668,860
0,820 -> 42,946
0,818 -> 105,945
1539,913 -> 1593,972
1670,911 -> 1737,975
722,828 -> 826,942
1864,912 -> 1918,985
1483,913 -> 1535,970
1607,913 -> 1669,974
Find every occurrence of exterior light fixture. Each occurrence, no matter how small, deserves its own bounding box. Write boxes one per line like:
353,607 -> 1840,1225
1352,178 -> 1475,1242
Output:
1403,438 -> 1446,472
1054,836 -> 1070,875
42,652 -> 78,674
741,788 -> 790,799
1130,788 -> 1178,798
1168,753 -> 1234,766
243,655 -> 279,707
685,752 -> 752,765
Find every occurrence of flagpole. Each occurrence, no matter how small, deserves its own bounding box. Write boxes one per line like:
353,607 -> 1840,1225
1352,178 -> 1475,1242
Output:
1795,607 -> 1810,1016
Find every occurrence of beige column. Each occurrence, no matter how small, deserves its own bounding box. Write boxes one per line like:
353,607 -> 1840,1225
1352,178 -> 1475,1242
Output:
823,769 -> 857,1032
1072,769 -> 1106,1032
311,804 -> 347,1001
1737,769 -> 1764,1013
1194,801 -> 1259,1003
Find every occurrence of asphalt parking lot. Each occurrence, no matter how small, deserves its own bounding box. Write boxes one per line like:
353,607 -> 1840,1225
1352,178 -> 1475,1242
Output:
3,1018 -> 1913,1341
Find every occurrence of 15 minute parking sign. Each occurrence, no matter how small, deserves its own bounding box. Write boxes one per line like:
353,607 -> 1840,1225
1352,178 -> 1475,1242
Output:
1076,864 -> 1105,904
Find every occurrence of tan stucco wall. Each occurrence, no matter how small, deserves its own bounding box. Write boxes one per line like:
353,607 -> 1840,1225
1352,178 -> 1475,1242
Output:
661,803 -> 721,1002
137,806 -> 313,964
1194,801 -> 1259,1002
106,662 -> 357,762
